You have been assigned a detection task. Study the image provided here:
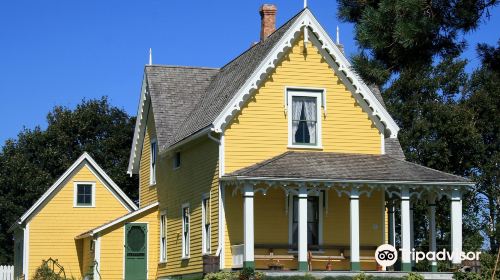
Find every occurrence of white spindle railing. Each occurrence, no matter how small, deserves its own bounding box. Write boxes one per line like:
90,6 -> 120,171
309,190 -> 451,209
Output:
0,265 -> 14,280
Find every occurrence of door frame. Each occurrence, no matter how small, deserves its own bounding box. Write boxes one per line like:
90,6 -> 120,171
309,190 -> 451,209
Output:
288,191 -> 324,250
123,222 -> 149,280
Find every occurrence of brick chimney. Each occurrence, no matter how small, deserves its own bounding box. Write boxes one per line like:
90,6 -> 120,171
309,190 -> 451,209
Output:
259,4 -> 277,42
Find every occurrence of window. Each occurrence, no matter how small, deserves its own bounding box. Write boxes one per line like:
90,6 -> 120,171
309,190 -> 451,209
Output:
173,152 -> 181,169
74,183 -> 95,207
202,196 -> 211,254
287,90 -> 323,148
160,211 -> 167,262
150,139 -> 157,185
181,204 -> 190,258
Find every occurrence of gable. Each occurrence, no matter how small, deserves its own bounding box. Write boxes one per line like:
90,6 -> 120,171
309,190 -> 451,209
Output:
224,34 -> 383,173
12,153 -> 136,230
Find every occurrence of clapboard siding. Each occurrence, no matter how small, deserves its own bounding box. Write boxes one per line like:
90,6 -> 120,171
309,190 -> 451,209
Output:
224,35 -> 382,173
156,138 -> 219,277
28,165 -> 130,279
139,104 -> 158,207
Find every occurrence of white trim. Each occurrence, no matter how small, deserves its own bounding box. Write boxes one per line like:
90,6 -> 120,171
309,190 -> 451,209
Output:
73,182 -> 96,208
451,188 -> 462,264
12,153 -> 137,231
287,89 -> 324,149
76,202 -> 158,239
202,193 -> 211,255
212,10 -> 399,138
222,176 -> 474,186
350,188 -> 360,265
297,186 -> 307,264
94,235 -> 101,280
243,184 -> 255,264
218,183 -> 226,269
23,223 -> 29,279
150,138 -> 157,186
219,134 -> 225,177
159,209 -> 167,263
128,75 -> 149,175
181,203 -> 191,259
400,187 -> 411,264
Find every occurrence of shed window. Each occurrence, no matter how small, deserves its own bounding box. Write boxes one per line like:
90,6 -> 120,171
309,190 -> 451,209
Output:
74,183 -> 95,207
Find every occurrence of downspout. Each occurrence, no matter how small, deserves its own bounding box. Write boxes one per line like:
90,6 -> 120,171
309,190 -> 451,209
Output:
208,131 -> 220,144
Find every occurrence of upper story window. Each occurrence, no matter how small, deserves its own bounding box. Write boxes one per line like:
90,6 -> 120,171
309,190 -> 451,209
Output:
74,182 -> 95,207
181,204 -> 190,258
173,152 -> 181,169
150,139 -> 157,185
160,210 -> 167,262
287,89 -> 323,148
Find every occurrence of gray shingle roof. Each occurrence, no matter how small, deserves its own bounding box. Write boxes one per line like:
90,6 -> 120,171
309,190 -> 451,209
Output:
166,9 -> 306,147
145,65 -> 219,148
225,152 -> 471,183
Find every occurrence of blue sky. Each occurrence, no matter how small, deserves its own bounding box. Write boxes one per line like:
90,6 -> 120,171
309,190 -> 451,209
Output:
0,0 -> 499,145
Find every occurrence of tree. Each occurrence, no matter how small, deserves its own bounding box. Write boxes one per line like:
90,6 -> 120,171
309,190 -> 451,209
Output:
0,97 -> 138,264
465,40 -> 500,251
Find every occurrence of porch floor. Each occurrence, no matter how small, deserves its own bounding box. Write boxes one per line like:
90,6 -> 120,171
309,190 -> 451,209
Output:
263,271 -> 454,280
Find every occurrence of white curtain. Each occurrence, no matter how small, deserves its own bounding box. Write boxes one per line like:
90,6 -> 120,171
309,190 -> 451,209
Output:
292,97 -> 303,137
302,97 -> 317,144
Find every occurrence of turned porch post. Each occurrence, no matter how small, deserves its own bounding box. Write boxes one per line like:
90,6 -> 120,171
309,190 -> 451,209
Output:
451,188 -> 463,266
243,183 -> 255,268
350,188 -> 360,271
298,185 -> 308,271
400,187 -> 412,271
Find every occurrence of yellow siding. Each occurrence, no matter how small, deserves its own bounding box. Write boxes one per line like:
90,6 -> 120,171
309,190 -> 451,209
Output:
224,35 -> 382,173
139,104 -> 158,207
155,137 -> 219,277
80,238 -> 94,277
28,164 -> 130,279
224,185 -> 384,271
98,207 -> 159,280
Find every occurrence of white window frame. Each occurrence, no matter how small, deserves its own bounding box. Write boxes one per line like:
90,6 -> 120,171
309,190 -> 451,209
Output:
173,151 -> 181,170
159,210 -> 167,263
150,139 -> 157,186
287,191 -> 324,251
201,194 -> 211,255
286,88 -> 324,149
181,203 -> 190,259
73,182 -> 96,208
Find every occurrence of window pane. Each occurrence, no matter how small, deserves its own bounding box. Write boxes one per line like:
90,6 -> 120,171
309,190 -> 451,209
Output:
77,184 -> 92,206
292,96 -> 317,144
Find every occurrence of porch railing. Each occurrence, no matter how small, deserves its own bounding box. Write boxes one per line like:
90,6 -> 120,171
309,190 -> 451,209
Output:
232,244 -> 244,268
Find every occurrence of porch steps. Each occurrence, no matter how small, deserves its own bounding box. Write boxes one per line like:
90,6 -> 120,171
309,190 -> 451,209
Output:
264,271 -> 454,280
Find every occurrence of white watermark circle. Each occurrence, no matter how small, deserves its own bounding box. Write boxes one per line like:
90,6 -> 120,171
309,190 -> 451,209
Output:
375,244 -> 398,267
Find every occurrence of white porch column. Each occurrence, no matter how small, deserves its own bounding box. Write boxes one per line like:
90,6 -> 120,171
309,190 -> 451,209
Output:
428,194 -> 437,272
451,188 -> 463,266
400,187 -> 412,271
298,185 -> 308,271
243,183 -> 255,268
388,200 -> 396,246
350,188 -> 360,271
410,201 -> 415,267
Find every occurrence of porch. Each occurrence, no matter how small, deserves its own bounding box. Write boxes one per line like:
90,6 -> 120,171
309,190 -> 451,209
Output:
220,152 -> 474,272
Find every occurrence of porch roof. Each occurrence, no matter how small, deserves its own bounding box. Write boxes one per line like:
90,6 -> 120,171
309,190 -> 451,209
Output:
223,152 -> 473,186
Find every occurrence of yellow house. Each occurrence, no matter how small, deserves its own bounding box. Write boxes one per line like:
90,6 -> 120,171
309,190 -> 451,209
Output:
126,5 -> 473,278
10,152 -> 137,280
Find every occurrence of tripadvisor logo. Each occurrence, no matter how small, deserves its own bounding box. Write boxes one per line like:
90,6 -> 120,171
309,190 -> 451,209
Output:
374,244 -> 481,268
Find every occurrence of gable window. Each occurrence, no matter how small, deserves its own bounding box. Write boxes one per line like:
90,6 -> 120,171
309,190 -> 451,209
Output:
150,139 -> 157,185
287,89 -> 323,148
173,152 -> 181,169
160,210 -> 167,262
74,182 -> 95,207
181,204 -> 190,258
202,196 -> 211,254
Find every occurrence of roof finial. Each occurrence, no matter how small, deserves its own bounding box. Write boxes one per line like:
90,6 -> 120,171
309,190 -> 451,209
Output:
149,48 -> 152,65
336,25 -> 340,44
304,0 -> 307,8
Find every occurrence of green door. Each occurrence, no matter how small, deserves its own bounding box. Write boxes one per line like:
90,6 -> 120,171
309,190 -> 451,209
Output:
125,223 -> 147,280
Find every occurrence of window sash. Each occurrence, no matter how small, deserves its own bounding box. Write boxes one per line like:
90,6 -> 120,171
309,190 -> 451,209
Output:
150,140 -> 157,185
160,214 -> 167,262
76,184 -> 92,206
202,198 -> 211,253
289,94 -> 320,146
182,207 -> 190,257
